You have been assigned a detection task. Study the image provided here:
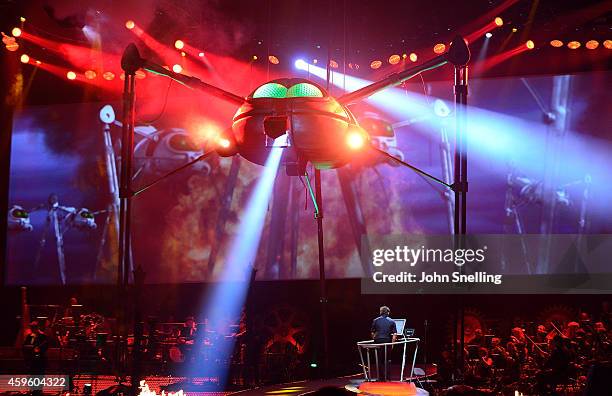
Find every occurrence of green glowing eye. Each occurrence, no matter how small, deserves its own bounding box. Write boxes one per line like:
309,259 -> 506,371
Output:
287,83 -> 324,98
252,83 -> 287,98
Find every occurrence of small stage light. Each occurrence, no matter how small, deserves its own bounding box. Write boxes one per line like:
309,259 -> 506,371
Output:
512,27 -> 518,33
20,17 -> 26,22
402,53 -> 407,59
218,138 -> 231,149
433,43 -> 446,54
12,27 -> 22,37
20,54 -> 29,63
125,20 -> 135,29
312,58 -> 318,64
347,130 -> 366,150
585,40 -> 599,50
370,60 -> 382,69
5,41 -> 18,51
135,70 -> 146,79
550,40 -> 563,48
172,64 -> 183,73
409,52 -> 417,62
252,55 -> 258,61
294,59 -> 307,70
180,51 -> 186,57
494,17 -> 503,26
198,52 -> 204,57
67,71 -> 77,80
604,40 -> 612,49
329,59 -> 338,68
174,40 -> 184,50
84,70 -> 96,79
35,60 -> 41,65
525,40 -> 535,49
103,71 -> 115,80
268,55 -> 279,64
567,41 -> 581,49
388,54 -> 401,65
485,32 -> 492,38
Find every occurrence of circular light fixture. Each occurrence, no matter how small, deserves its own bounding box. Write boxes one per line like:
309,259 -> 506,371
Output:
313,58 -> 318,64
370,60 -> 382,69
409,52 -> 417,62
567,41 -> 581,49
585,40 -> 599,49
604,40 -> 612,49
66,71 -> 77,80
388,54 -> 401,65
20,54 -> 29,63
103,71 -> 115,80
198,52 -> 205,57
172,64 -> 183,73
346,131 -> 366,150
84,70 -> 97,79
494,17 -> 503,27
433,43 -> 446,54
512,27 -> 518,33
329,59 -> 338,68
174,40 -> 184,50
485,32 -> 492,38
550,40 -> 563,48
12,27 -> 22,37
20,17 -> 26,22
268,55 -> 279,64
125,20 -> 135,30
525,40 -> 535,49
252,55 -> 258,61
135,70 -> 146,79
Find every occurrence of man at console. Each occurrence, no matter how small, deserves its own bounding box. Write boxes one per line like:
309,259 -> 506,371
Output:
371,306 -> 397,380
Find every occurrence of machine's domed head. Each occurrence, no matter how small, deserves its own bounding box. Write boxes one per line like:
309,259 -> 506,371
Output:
225,78 -> 369,171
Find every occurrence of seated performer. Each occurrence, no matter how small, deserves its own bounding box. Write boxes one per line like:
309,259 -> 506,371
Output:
370,306 -> 397,381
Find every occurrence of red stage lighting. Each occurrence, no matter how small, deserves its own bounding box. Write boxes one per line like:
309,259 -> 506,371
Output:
433,43 -> 446,54
125,20 -> 135,30
84,70 -> 96,79
525,40 -> 535,49
409,53 -> 417,62
198,52 -> 204,57
370,60 -> 382,69
172,64 -> 183,73
102,71 -> 115,80
252,55 -> 257,61
313,59 -> 318,64
66,71 -> 77,80
268,55 -> 279,64
329,59 -> 339,68
174,39 -> 184,50
346,128 -> 368,150
550,40 -> 563,48
12,27 -> 22,37
20,54 -> 29,63
567,41 -> 581,49
585,40 -> 599,49
388,54 -> 401,65
494,17 -> 503,26
604,40 -> 612,49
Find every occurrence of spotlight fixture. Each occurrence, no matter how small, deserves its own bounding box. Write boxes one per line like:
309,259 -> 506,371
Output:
294,59 -> 307,70
433,43 -> 446,54
252,55 -> 258,61
485,32 -> 492,38
494,17 -> 503,26
11,27 -> 22,37
567,41 -> 581,49
329,59 -> 338,68
125,20 -> 135,29
198,52 -> 204,57
84,70 -> 96,79
550,40 -> 563,48
66,71 -> 77,80
585,40 -> 599,50
172,64 -> 183,73
174,39 -> 184,50
180,51 -> 186,57
402,53 -> 407,59
525,40 -> 535,49
312,58 -> 318,64
604,40 -> 612,49
512,27 -> 518,33
346,128 -> 367,150
268,55 -> 279,64
20,17 -> 26,22
370,60 -> 382,69
102,71 -> 115,80
409,52 -> 417,62
20,54 -> 29,63
388,54 -> 401,65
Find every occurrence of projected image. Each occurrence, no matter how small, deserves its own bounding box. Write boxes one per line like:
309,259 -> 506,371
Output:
6,72 -> 612,284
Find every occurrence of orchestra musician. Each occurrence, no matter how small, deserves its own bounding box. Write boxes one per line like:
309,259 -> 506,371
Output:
23,321 -> 49,375
370,306 -> 397,381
